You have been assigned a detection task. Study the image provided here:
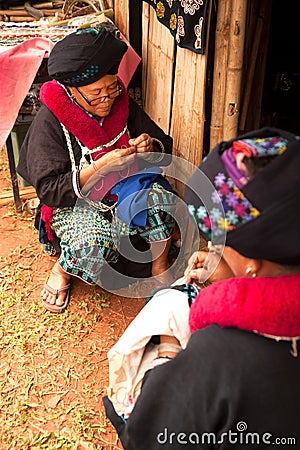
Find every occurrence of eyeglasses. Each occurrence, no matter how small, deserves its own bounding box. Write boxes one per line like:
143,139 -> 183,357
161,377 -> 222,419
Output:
75,83 -> 123,106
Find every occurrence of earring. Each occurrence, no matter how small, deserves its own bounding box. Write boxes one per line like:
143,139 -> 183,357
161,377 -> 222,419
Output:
245,267 -> 257,278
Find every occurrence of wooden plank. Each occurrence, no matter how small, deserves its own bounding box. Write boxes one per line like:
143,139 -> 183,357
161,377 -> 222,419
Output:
170,48 -> 207,168
142,7 -> 174,133
210,0 -> 232,149
114,0 -> 129,39
105,0 -> 113,8
0,186 -> 37,206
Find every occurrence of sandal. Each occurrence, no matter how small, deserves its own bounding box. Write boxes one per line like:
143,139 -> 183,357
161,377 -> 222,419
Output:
42,282 -> 72,313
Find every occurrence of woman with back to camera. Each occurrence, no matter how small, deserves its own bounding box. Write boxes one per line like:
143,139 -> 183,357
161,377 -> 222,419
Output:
104,127 -> 300,449
17,26 -> 177,313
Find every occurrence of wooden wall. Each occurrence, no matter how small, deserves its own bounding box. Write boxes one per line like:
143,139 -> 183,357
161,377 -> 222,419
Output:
141,4 -> 210,167
114,0 -> 271,163
113,0 -> 129,39
115,1 -> 210,167
142,5 -> 174,135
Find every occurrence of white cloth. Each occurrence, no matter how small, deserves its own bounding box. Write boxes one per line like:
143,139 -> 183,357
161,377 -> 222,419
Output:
107,282 -> 191,416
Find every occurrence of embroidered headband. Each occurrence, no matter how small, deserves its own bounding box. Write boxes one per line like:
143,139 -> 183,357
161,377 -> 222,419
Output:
48,27 -> 128,87
186,127 -> 300,265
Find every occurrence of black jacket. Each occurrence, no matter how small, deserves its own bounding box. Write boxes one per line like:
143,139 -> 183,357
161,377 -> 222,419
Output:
105,325 -> 300,449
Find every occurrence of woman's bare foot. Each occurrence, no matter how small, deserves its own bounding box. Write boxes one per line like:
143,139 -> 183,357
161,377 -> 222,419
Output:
153,335 -> 182,367
41,262 -> 71,308
158,335 -> 181,358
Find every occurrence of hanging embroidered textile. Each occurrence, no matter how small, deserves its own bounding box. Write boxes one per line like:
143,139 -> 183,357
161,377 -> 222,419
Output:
142,0 -> 209,54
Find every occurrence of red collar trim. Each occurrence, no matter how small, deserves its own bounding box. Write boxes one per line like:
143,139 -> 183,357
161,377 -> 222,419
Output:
39,79 -> 129,150
189,275 -> 300,338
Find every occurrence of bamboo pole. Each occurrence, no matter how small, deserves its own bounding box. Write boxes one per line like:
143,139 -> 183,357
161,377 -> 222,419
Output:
0,9 -> 63,17
210,0 -> 232,149
0,186 -> 37,206
141,2 -> 150,105
8,16 -> 36,21
0,9 -> 35,15
8,2 -> 63,9
223,0 -> 248,141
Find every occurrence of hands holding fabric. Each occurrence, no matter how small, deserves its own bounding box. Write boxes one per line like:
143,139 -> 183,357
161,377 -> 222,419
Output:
96,146 -> 137,174
184,246 -> 234,284
129,133 -> 153,153
90,132 -> 154,179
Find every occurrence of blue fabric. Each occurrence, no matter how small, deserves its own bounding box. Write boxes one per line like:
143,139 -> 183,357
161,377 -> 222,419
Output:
111,167 -> 174,227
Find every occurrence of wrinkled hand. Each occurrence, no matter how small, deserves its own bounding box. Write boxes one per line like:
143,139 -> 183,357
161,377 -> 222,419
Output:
129,133 -> 153,154
184,248 -> 234,284
97,146 -> 137,175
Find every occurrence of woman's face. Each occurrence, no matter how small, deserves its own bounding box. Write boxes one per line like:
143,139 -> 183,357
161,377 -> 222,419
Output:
70,74 -> 120,117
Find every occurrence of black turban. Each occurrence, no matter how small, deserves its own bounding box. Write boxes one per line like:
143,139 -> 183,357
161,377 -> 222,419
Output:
48,27 -> 128,87
186,127 -> 300,265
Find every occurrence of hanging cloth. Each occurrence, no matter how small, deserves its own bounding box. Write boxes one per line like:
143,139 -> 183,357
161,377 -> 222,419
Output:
142,0 -> 209,54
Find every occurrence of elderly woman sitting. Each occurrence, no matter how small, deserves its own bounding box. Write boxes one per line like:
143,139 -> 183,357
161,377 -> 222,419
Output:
17,27 -> 178,313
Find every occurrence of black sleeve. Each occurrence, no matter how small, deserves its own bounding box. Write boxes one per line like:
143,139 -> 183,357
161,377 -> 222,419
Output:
17,105 -> 79,207
121,325 -> 300,450
122,328 -> 229,450
127,97 -> 173,166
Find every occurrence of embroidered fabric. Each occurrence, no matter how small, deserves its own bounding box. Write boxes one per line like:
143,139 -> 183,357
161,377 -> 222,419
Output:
143,0 -> 209,55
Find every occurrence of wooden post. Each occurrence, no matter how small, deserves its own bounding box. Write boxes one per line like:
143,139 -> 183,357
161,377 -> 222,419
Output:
210,0 -> 232,149
5,134 -> 22,213
223,0 -> 248,141
141,2 -> 150,104
170,0 -> 212,199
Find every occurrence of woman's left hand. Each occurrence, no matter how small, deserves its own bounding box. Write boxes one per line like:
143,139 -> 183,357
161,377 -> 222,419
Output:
184,250 -> 234,284
129,133 -> 153,153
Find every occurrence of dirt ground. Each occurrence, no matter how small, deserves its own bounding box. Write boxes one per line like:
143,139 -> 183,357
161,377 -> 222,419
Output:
0,148 -> 145,449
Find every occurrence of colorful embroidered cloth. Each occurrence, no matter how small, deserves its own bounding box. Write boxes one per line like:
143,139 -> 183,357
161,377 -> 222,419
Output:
143,0 -> 209,54
188,135 -> 289,240
0,22 -> 77,46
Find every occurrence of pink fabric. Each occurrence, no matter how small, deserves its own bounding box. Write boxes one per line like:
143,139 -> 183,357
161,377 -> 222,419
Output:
189,275 -> 300,338
0,34 -> 141,150
0,38 -> 53,150
118,33 -> 141,88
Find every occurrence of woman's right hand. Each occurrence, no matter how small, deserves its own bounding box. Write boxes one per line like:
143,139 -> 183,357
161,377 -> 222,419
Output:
95,146 -> 137,175
79,146 -> 137,189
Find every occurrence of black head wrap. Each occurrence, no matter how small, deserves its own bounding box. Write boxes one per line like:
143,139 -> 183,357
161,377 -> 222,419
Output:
48,27 -> 128,87
186,127 -> 300,265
